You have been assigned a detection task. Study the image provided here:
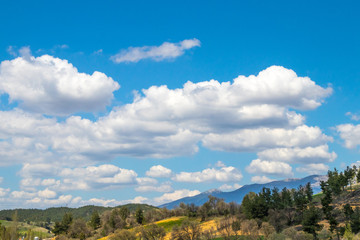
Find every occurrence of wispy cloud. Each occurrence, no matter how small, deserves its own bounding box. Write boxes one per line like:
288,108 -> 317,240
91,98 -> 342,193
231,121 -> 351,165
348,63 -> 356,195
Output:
346,112 -> 360,121
110,38 -> 200,63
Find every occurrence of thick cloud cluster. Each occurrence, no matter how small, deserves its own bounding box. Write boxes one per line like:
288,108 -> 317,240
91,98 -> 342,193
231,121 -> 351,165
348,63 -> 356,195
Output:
0,51 -> 119,115
0,52 -> 337,207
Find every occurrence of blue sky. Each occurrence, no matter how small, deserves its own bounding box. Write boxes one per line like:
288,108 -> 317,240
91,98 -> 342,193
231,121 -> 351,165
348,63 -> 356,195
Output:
0,0 -> 360,209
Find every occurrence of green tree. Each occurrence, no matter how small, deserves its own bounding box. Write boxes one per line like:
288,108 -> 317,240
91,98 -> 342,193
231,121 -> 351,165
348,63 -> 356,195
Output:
52,212 -> 73,235
68,218 -> 91,240
89,211 -> 101,230
271,187 -> 282,209
357,168 -> 360,183
344,204 -> 354,222
305,182 -> 313,202
9,211 -> 19,240
135,208 -> 144,225
344,166 -> 356,190
301,205 -> 322,239
61,212 -> 73,232
350,207 -> 360,234
280,188 -> 293,208
320,181 -> 338,235
344,223 -> 354,240
327,169 -> 342,195
52,221 -> 65,235
119,206 -> 130,221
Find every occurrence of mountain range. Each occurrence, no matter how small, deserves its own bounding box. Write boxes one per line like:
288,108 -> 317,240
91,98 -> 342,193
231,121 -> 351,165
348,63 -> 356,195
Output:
159,175 -> 326,209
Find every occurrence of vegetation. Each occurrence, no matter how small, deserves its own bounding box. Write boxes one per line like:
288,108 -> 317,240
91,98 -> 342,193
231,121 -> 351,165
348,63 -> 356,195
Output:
0,204 -> 156,222
3,165 -> 360,239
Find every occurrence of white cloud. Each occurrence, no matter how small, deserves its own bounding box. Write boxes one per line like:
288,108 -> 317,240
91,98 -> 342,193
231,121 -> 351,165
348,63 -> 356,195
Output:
246,159 -> 293,177
78,196 -> 149,207
7,46 -> 17,57
129,196 -> 149,204
346,112 -> 360,121
203,125 -> 332,152
136,177 -> 158,185
0,66 -> 334,166
0,65 -> 335,204
19,178 -> 42,191
0,188 -> 10,197
251,176 -> 274,184
42,194 -> 72,206
58,164 -> 138,190
336,124 -> 360,149
154,189 -> 200,205
146,165 -> 173,178
11,191 -> 36,199
78,197 -> 123,207
351,161 -> 360,168
257,145 -> 337,163
215,161 -> 226,167
41,178 -> 60,186
218,183 -> 242,191
38,188 -> 57,199
110,39 -> 200,63
173,166 -> 243,183
296,163 -> 329,175
20,163 -> 61,178
0,52 -> 120,115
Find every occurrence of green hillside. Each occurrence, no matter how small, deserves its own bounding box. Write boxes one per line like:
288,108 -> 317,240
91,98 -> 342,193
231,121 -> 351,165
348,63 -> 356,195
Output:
0,204 -> 157,222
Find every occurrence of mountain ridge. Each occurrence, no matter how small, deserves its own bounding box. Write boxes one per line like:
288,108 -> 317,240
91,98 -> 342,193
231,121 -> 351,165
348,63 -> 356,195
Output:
159,174 -> 325,209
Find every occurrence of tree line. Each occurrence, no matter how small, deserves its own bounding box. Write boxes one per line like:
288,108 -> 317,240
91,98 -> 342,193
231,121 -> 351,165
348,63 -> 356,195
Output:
4,165 -> 360,240
49,165 -> 360,239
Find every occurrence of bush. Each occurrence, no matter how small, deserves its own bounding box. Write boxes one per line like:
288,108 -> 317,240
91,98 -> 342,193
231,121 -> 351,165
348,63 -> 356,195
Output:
110,229 -> 136,240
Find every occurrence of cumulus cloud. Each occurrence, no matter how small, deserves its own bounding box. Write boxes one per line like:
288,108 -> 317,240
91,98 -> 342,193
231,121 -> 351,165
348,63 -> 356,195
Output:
0,188 -> 10,197
296,163 -> 329,175
203,125 -> 332,152
336,124 -> 360,149
36,194 -> 73,206
246,159 -> 293,177
0,65 -> 336,206
38,188 -> 57,199
58,164 -> 138,190
136,177 -> 158,186
146,165 -> 173,178
251,176 -> 275,184
257,145 -> 337,163
0,66 -> 334,166
11,190 -> 36,199
173,166 -> 243,183
0,52 -> 120,115
20,163 -> 61,178
111,39 -> 200,63
154,189 -> 200,205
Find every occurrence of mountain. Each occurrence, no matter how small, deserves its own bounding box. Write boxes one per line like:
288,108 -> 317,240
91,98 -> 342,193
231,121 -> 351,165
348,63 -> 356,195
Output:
159,175 -> 326,209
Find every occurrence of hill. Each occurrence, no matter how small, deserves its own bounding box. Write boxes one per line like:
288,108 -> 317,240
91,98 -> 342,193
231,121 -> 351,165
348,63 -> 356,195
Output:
160,175 -> 325,209
0,204 -> 157,222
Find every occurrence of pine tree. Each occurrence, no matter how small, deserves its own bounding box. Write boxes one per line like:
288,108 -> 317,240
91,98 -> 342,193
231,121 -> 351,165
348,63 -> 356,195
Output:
320,181 -> 338,235
302,205 -> 322,240
89,211 -> 101,230
135,208 -> 144,225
